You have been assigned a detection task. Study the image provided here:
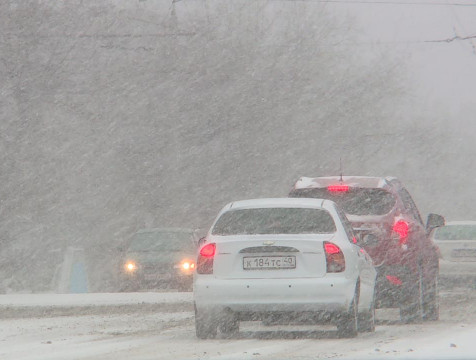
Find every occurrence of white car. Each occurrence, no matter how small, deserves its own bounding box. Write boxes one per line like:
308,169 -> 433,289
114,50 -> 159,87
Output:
430,221 -> 476,283
193,198 -> 377,339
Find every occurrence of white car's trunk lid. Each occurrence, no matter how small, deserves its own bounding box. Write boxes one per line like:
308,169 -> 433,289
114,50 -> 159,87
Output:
212,234 -> 334,279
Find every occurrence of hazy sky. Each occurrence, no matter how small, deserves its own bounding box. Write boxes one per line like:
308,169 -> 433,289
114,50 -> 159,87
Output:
328,0 -> 476,125
114,0 -> 476,121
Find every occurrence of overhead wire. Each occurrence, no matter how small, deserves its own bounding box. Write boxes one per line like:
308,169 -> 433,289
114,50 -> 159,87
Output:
182,0 -> 476,6
279,0 -> 476,6
444,0 -> 476,53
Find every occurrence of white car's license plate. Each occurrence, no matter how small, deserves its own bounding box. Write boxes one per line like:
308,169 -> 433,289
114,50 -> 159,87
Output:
243,256 -> 296,270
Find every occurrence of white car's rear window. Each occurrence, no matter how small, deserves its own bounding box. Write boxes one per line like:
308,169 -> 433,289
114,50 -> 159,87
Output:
212,208 -> 336,235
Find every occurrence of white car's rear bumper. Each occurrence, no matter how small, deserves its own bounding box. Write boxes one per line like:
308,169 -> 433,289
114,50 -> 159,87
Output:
194,276 -> 356,313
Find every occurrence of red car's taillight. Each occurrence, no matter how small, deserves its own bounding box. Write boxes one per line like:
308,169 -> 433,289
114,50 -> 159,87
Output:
324,242 -> 345,273
393,220 -> 409,245
197,243 -> 216,274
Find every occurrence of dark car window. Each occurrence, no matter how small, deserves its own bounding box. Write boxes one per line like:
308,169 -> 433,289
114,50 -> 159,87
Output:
128,231 -> 194,252
433,225 -> 476,241
290,188 -> 396,216
212,208 -> 336,235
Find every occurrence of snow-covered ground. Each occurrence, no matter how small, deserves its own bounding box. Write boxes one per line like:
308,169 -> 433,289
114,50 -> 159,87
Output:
1,288 -> 475,360
0,292 -> 192,307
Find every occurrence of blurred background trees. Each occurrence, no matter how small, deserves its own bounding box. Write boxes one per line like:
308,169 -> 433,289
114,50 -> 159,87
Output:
0,0 -> 466,292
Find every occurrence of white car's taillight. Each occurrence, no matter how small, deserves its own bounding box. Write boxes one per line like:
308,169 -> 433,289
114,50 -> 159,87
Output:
324,242 -> 345,273
197,243 -> 216,274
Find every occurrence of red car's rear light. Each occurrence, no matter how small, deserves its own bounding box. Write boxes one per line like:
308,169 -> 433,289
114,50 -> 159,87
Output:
324,242 -> 345,272
393,220 -> 409,244
327,184 -> 349,192
197,243 -> 216,274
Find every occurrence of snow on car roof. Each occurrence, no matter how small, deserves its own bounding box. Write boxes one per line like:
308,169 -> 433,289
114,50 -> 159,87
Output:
444,221 -> 476,226
227,197 -> 327,210
293,175 -> 398,190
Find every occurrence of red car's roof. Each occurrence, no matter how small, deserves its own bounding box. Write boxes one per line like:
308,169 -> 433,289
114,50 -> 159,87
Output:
293,176 -> 399,190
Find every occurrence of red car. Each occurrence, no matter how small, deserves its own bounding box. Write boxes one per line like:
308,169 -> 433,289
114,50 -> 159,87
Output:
289,176 -> 444,323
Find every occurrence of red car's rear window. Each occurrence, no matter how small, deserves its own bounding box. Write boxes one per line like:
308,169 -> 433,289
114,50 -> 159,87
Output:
290,188 -> 396,216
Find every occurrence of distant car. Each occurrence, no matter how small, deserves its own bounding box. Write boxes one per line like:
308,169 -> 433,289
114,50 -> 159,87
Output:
430,221 -> 476,284
119,228 -> 198,292
194,198 -> 377,339
289,176 -> 444,323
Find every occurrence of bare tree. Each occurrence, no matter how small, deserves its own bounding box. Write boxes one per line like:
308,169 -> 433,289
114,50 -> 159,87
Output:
0,0 -> 409,292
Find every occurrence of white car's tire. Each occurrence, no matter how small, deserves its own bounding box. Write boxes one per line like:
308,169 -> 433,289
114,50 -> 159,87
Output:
195,306 -> 217,339
337,295 -> 358,338
358,290 -> 375,332
218,312 -> 239,338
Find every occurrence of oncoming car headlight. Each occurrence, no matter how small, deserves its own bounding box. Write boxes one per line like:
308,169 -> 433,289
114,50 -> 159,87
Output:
175,260 -> 195,273
124,261 -> 137,272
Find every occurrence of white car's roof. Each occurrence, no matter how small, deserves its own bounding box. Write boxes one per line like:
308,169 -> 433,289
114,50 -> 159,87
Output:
444,221 -> 476,226
225,198 -> 328,210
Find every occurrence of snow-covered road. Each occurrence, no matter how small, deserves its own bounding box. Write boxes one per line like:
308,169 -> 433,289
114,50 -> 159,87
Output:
1,288 -> 475,360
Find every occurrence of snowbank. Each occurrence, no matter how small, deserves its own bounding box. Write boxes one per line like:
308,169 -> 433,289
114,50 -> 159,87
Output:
0,292 -> 192,307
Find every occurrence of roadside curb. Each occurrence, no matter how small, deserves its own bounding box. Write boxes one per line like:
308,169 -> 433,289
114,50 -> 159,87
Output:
0,292 -> 194,319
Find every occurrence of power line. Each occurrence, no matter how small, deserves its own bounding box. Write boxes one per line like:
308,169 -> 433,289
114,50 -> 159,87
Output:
205,0 -> 476,6
424,34 -> 476,43
444,0 -> 476,53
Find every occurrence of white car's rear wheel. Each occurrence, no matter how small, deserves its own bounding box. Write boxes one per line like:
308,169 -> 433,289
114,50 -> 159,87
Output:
195,306 -> 217,339
337,294 -> 358,338
358,290 -> 375,332
218,312 -> 239,338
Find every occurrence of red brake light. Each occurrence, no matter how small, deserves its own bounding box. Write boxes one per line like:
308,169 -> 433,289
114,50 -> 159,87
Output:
197,243 -> 216,274
393,220 -> 409,244
324,242 -> 341,255
327,184 -> 349,192
199,243 -> 216,258
324,242 -> 345,272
